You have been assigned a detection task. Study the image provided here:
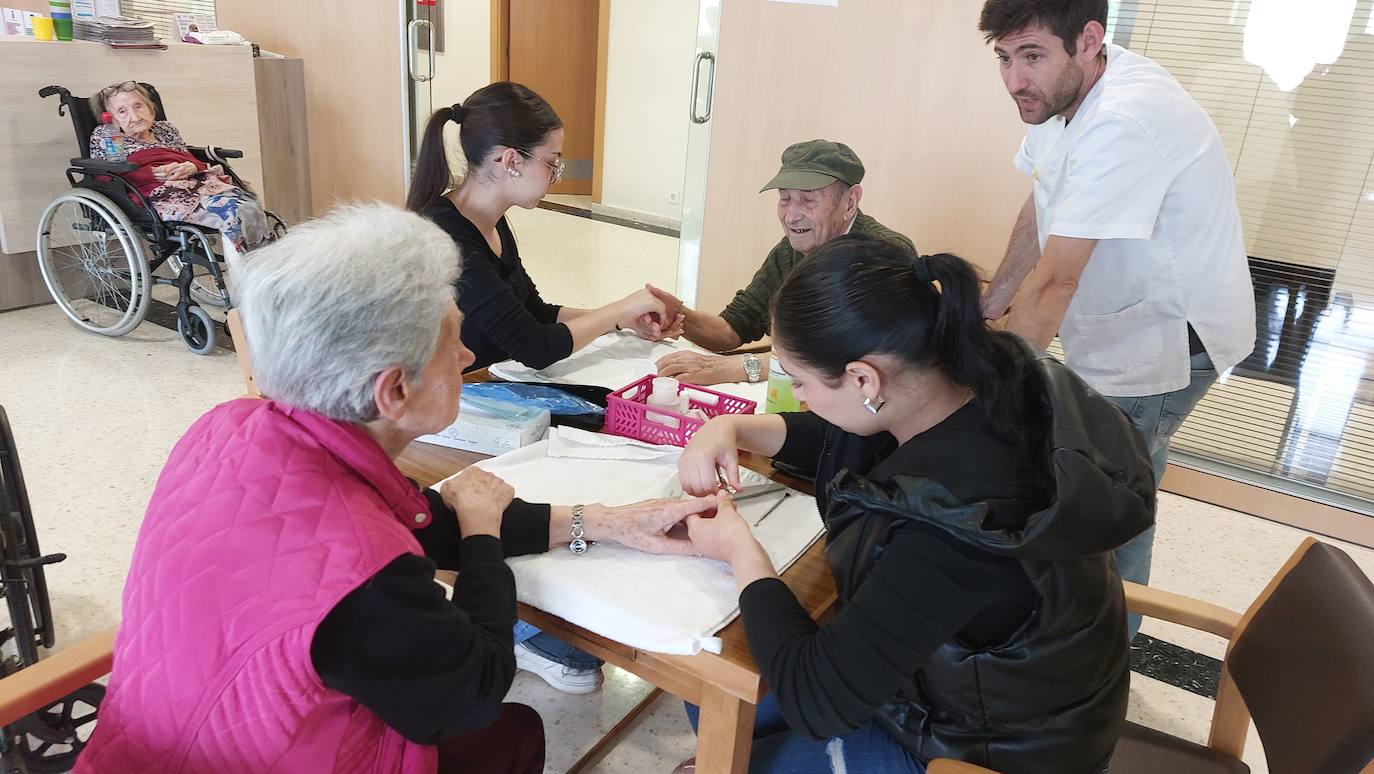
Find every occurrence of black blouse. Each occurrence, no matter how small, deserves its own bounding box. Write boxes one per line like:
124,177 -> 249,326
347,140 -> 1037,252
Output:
423,198 -> 574,371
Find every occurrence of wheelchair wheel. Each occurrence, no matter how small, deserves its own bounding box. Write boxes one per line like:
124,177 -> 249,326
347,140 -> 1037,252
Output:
36,190 -> 150,337
15,683 -> 103,773
0,406 -> 56,657
177,305 -> 216,355
165,229 -> 230,309
0,520 -> 41,669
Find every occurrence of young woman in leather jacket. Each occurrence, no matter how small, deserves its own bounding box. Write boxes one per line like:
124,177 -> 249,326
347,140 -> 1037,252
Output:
676,235 -> 1155,774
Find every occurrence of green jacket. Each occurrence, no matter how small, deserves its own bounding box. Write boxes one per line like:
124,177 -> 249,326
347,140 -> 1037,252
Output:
719,211 -> 916,344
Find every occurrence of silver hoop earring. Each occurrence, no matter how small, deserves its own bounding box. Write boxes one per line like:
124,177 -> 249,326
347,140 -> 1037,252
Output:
863,396 -> 885,415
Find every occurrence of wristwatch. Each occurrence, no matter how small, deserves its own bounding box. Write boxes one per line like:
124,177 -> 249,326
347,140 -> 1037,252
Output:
743,353 -> 762,383
569,504 -> 589,555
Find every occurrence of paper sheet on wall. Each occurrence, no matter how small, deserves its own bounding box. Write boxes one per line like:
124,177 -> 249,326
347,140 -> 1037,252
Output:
488,331 -> 769,408
441,439 -> 825,655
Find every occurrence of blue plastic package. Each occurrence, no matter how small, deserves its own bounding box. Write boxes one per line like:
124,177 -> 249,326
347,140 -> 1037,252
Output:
463,383 -> 605,416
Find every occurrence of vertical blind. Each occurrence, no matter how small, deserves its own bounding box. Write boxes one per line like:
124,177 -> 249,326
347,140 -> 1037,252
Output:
1106,0 -> 1374,510
118,0 -> 215,42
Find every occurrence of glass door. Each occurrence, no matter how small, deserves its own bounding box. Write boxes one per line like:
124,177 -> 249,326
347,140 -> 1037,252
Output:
401,0 -> 437,187
675,0 -> 723,309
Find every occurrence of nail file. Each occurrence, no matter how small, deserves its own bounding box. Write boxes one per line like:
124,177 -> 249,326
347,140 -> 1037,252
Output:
752,492 -> 790,527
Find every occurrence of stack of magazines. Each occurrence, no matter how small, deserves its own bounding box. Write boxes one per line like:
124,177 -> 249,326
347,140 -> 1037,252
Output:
73,15 -> 163,48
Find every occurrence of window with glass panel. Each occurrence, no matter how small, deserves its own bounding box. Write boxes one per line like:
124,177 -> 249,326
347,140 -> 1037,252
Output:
1099,1 -> 1374,512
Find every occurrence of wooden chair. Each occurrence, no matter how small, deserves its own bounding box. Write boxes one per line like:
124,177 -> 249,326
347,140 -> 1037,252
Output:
930,537 -> 1374,774
225,308 -> 258,396
0,626 -> 116,727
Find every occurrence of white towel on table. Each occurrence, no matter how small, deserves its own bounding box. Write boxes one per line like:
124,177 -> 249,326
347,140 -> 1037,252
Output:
489,331 -> 769,408
441,440 -> 824,655
546,425 -> 680,461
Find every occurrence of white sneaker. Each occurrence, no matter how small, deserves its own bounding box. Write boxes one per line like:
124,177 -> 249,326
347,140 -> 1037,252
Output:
515,642 -> 604,695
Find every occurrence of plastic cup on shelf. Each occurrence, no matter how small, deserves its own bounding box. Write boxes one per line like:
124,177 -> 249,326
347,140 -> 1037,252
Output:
32,16 -> 55,40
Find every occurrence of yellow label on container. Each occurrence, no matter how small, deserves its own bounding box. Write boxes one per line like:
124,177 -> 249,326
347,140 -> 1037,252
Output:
765,357 -> 802,414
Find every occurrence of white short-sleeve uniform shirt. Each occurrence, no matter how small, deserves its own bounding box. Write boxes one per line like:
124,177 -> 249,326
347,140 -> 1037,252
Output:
1014,43 -> 1256,397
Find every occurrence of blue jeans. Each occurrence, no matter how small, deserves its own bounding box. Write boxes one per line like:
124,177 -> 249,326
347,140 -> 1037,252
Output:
1106,352 -> 1218,640
513,620 -> 603,670
684,696 -> 924,774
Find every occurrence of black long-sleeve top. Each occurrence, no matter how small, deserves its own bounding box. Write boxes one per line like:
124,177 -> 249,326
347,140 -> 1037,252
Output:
423,197 -> 574,372
308,490 -> 551,745
738,409 -> 1041,741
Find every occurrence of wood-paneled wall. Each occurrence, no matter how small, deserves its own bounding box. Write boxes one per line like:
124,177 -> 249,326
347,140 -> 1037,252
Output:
693,0 -> 1031,316
217,0 -> 405,214
253,57 -> 313,225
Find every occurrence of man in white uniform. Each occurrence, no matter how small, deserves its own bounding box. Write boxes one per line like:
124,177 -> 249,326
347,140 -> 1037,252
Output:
978,0 -> 1256,638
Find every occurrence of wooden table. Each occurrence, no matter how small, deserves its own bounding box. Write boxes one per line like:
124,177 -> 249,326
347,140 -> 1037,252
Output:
397,376 -> 837,774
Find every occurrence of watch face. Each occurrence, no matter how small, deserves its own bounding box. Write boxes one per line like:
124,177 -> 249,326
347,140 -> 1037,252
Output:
745,356 -> 761,380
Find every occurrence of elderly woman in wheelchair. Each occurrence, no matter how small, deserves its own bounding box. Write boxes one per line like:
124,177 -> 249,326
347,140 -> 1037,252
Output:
36,80 -> 286,354
89,80 -> 269,258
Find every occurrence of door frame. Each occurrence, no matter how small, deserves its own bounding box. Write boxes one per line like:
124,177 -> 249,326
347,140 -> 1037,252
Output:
490,0 -> 609,202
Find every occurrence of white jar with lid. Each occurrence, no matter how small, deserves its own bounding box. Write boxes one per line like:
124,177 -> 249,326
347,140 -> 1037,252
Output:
646,377 -> 683,428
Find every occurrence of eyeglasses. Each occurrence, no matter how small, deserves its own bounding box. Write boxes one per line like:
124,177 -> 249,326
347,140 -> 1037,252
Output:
100,81 -> 140,98
518,149 -> 565,184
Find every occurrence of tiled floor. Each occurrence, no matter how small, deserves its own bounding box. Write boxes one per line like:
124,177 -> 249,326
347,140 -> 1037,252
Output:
2,205 -> 1372,773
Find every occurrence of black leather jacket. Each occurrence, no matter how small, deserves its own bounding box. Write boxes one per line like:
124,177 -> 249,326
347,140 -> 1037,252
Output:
815,343 -> 1155,773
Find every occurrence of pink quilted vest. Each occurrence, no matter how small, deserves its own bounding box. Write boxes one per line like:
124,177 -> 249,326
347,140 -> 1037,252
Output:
77,399 -> 439,774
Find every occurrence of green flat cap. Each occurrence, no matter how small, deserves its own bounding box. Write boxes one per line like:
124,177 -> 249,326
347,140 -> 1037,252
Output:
759,139 -> 865,192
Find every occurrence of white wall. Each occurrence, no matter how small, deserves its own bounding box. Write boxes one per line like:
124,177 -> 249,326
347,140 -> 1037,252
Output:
422,0 -> 492,180
599,1 -> 699,223
421,0 -> 697,222
432,0 -> 492,110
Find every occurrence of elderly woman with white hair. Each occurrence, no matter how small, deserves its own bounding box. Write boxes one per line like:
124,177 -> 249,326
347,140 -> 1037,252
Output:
75,204 -> 713,774
89,80 -> 269,257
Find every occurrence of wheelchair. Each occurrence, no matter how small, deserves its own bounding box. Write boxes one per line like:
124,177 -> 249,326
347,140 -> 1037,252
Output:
0,405 -> 101,773
35,83 -> 286,355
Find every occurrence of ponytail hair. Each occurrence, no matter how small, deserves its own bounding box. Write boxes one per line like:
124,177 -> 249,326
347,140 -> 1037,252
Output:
770,235 -> 1038,446
405,105 -> 458,212
405,82 -> 562,213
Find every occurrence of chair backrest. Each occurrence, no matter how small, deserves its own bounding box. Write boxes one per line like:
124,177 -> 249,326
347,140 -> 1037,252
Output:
1226,540 -> 1374,774
55,82 -> 169,158
225,309 -> 259,396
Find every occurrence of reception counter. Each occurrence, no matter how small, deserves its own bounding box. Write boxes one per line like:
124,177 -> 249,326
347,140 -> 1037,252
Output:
0,35 -> 308,310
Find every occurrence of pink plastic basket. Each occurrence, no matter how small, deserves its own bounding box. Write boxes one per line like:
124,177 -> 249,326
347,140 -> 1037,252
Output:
604,375 -> 758,447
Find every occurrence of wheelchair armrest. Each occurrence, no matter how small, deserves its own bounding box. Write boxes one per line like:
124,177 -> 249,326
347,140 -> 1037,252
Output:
71,157 -> 139,175
190,146 -> 244,163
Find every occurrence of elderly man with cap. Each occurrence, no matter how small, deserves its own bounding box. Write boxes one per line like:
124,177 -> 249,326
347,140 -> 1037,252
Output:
652,139 -> 916,386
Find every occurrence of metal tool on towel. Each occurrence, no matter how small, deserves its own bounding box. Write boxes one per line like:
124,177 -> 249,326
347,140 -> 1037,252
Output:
733,483 -> 786,502
752,491 -> 791,527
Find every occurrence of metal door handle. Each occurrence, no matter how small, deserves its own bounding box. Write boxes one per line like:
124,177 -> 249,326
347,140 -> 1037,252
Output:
689,50 -> 716,124
408,19 -> 435,83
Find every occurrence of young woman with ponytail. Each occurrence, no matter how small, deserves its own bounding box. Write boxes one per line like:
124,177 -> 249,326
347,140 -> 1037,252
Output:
408,84 -> 685,694
672,235 -> 1156,773
406,82 -> 682,373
